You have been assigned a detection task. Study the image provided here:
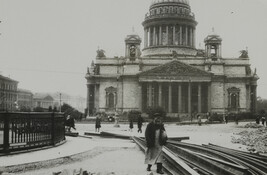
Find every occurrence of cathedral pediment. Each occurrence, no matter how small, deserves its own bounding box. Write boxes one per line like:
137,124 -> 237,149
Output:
138,60 -> 212,78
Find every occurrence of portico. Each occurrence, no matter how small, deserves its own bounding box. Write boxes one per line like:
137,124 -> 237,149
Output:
140,81 -> 210,115
138,60 -> 212,115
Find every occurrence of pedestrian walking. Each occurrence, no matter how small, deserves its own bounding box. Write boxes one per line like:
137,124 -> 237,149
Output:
137,114 -> 144,133
261,116 -> 265,126
197,115 -> 202,126
225,114 -> 228,124
95,113 -> 101,132
145,113 -> 168,174
235,115 -> 239,125
256,115 -> 260,124
65,115 -> 76,132
129,117 -> 134,132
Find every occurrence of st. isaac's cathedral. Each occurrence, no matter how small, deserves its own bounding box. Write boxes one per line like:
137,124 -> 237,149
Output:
85,0 -> 258,118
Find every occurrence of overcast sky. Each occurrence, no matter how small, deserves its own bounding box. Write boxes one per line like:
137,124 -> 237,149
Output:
0,0 -> 267,99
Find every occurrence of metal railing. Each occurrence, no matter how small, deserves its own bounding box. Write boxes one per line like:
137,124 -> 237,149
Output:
0,112 -> 65,154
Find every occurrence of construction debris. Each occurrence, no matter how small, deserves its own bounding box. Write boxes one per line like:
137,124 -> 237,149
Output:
232,123 -> 267,153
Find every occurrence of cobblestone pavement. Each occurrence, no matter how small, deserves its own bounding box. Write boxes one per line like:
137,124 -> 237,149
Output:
0,122 -> 255,175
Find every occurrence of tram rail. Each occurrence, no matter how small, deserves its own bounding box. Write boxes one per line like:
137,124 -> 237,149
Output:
79,131 -> 267,175
132,136 -> 200,175
132,136 -> 267,175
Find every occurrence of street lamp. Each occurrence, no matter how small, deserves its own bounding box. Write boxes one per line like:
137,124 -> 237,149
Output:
59,93 -> 62,113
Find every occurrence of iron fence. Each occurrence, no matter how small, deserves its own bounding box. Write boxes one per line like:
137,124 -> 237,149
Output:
0,112 -> 65,154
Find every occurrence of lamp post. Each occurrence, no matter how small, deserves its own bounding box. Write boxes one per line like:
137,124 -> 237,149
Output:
59,93 -> 62,113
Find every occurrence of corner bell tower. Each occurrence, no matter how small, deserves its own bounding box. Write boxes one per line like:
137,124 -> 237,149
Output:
125,33 -> 142,61
204,30 -> 222,61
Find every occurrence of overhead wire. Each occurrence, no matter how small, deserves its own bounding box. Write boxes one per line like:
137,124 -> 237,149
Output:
0,67 -> 85,75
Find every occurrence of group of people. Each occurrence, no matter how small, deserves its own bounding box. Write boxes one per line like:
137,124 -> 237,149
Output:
129,114 -> 144,133
256,115 -> 267,126
65,112 -> 167,174
65,113 -> 102,133
130,112 -> 168,174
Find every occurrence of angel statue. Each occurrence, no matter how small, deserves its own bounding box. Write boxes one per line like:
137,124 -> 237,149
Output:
96,49 -> 106,58
239,50 -> 248,58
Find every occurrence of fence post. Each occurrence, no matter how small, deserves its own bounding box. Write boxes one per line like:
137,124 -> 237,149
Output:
51,112 -> 55,145
3,113 -> 10,153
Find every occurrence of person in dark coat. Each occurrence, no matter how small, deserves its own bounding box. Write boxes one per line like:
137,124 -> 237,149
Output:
129,116 -> 134,132
235,115 -> 239,125
65,115 -> 76,132
261,116 -> 265,126
197,115 -> 202,126
145,113 -> 167,174
256,115 -> 260,124
137,114 -> 144,133
95,113 -> 101,132
225,114 -> 228,124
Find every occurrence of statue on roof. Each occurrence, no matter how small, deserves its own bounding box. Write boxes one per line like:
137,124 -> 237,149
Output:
196,49 -> 205,57
172,50 -> 178,58
91,60 -> 95,67
239,50 -> 248,58
96,49 -> 106,58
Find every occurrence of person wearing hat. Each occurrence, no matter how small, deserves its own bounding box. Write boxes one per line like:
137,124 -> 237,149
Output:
95,113 -> 102,132
144,113 -> 167,174
65,115 -> 76,132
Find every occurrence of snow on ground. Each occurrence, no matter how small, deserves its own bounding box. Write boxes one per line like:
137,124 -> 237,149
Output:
0,121 -> 259,175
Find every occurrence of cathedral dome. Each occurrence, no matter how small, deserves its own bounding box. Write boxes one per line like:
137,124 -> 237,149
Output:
142,0 -> 197,57
151,0 -> 190,6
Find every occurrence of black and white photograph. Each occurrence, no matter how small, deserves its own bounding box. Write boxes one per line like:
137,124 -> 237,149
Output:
1,0 -> 267,174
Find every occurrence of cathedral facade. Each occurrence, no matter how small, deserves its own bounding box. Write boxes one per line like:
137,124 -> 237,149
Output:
85,0 -> 258,118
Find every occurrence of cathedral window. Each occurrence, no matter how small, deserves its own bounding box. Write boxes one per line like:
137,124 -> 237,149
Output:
105,86 -> 117,110
227,87 -> 240,111
108,93 -> 115,108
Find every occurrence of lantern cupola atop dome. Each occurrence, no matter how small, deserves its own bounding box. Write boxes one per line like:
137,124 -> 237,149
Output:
142,0 -> 197,57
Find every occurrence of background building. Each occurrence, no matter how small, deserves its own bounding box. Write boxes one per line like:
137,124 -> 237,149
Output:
33,93 -> 54,110
0,74 -> 18,111
85,0 -> 258,118
50,92 -> 86,113
17,88 -> 33,111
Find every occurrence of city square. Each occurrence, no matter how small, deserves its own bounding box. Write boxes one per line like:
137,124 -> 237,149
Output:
1,0 -> 267,174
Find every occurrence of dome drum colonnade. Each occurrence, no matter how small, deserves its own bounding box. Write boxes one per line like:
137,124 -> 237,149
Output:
143,0 -> 197,50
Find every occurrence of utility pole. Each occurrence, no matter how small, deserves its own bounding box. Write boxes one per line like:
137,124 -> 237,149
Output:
59,93 -> 62,113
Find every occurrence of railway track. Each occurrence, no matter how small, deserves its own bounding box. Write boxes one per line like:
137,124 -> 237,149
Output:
79,132 -> 267,175
132,137 -> 267,175
132,136 -> 200,175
